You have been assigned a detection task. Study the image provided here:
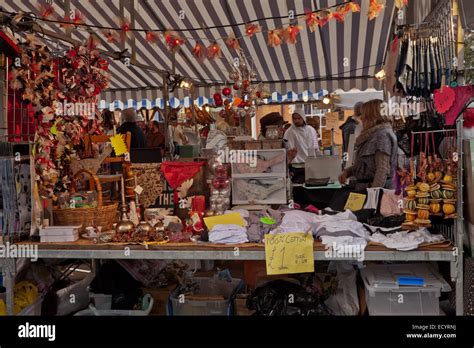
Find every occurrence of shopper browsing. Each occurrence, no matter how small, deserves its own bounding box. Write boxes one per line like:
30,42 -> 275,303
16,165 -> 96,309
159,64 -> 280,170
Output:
146,120 -> 165,149
117,108 -> 146,149
338,99 -> 398,189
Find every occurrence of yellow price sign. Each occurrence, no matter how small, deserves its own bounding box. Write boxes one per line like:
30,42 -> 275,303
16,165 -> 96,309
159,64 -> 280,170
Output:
264,232 -> 314,275
344,192 -> 366,211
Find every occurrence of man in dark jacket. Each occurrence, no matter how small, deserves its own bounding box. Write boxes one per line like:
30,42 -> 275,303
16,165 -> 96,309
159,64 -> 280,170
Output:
339,102 -> 363,154
117,108 -> 146,149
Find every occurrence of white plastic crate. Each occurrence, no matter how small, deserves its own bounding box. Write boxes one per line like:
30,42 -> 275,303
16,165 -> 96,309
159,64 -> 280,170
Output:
361,263 -> 451,316
75,294 -> 153,316
89,292 -> 112,310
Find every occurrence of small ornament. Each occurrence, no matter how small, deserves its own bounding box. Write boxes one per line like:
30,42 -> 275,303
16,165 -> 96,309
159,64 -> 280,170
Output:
267,29 -> 283,47
225,34 -> 240,50
164,31 -> 185,52
245,23 -> 261,38
222,87 -> 232,96
192,42 -> 206,60
207,42 -> 222,59
145,31 -> 160,43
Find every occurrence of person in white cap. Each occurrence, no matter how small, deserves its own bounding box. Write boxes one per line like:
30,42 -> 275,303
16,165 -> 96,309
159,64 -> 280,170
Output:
283,106 -> 319,184
283,106 -> 319,164
117,108 -> 146,149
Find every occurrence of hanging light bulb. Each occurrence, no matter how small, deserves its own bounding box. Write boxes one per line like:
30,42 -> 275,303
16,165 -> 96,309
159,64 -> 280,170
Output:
322,96 -> 331,105
375,68 -> 386,80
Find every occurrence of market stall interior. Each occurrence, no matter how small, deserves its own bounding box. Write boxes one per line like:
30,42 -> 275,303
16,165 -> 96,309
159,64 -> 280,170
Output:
0,0 -> 472,317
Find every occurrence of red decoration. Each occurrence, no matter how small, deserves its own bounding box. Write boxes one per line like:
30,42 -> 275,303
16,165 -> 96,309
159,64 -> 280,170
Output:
233,83 -> 241,90
145,31 -> 159,43
434,86 -> 456,114
164,31 -> 185,52
207,42 -> 222,59
39,3 -> 55,19
443,86 -> 474,126
283,25 -> 301,44
222,87 -> 231,96
317,11 -> 331,27
226,34 -> 240,50
245,24 -> 261,38
305,11 -> 319,32
213,92 -> 222,101
192,42 -> 206,60
103,30 -> 119,43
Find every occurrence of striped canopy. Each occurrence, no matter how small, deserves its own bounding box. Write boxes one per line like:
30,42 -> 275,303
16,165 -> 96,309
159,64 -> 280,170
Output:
2,0 -> 395,103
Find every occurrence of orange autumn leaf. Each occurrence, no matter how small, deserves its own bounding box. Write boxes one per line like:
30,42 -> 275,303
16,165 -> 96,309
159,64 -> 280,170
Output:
267,29 -> 282,47
346,2 -> 361,13
368,0 -> 384,20
305,11 -> 319,32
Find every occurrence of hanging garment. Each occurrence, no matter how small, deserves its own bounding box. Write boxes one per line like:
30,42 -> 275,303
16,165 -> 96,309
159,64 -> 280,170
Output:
160,161 -> 205,204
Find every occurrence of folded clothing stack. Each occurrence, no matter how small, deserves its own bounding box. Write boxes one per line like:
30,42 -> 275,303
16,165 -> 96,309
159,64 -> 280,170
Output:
209,224 -> 249,244
39,225 -> 81,243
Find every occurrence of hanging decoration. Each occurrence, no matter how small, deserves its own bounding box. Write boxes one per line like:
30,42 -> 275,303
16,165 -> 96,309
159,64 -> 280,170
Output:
120,18 -> 132,42
9,34 -> 56,115
267,29 -> 283,47
103,29 -> 119,43
305,11 -> 319,32
225,34 -> 240,50
9,1 -> 378,59
245,23 -> 261,38
395,0 -> 409,9
145,31 -> 160,43
38,2 -> 55,19
368,0 -> 384,20
164,31 -> 185,52
282,25 -> 301,45
9,34 -> 110,198
192,42 -> 206,60
317,10 -> 332,27
207,42 -> 222,60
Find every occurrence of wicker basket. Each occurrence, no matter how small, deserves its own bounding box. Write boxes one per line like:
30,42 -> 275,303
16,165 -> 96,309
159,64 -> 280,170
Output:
53,169 -> 118,232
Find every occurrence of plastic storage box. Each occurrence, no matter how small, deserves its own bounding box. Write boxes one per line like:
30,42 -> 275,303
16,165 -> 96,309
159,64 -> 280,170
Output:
168,277 -> 243,316
361,263 -> 451,316
75,294 -> 153,316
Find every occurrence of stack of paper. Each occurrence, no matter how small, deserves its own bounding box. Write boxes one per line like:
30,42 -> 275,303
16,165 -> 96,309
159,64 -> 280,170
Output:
39,225 -> 81,243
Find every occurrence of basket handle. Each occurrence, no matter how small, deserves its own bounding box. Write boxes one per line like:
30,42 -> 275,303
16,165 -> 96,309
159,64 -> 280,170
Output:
71,169 -> 103,208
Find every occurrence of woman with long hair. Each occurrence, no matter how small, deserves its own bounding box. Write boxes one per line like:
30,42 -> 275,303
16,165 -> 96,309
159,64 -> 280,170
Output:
338,99 -> 398,189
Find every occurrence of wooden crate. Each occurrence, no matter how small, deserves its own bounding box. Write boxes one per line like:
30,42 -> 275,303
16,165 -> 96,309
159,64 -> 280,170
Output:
234,296 -> 255,316
142,284 -> 177,316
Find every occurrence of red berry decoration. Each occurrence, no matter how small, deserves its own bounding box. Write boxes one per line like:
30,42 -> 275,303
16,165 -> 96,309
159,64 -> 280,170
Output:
222,87 -> 231,96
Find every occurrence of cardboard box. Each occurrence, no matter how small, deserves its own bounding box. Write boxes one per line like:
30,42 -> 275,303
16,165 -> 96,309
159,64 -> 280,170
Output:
234,296 -> 255,316
142,285 -> 176,316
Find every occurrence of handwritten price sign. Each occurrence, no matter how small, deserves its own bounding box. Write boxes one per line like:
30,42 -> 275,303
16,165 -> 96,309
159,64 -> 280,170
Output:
264,233 -> 314,275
